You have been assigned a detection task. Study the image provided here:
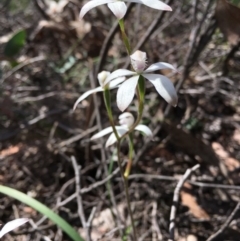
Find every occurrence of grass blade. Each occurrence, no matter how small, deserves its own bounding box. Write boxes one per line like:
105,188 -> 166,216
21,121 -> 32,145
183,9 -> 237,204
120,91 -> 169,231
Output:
0,185 -> 85,241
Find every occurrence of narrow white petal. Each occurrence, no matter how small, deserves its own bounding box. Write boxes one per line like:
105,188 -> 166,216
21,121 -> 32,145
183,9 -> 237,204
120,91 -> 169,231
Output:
73,87 -> 103,110
126,0 -> 172,11
0,218 -> 29,238
109,77 -> 126,88
91,126 -> 114,140
143,74 -> 178,106
106,133 -> 117,147
105,69 -> 135,85
107,2 -> 127,19
91,126 -> 123,140
135,124 -> 153,137
144,62 -> 176,73
117,76 -> 139,112
105,127 -> 128,147
118,128 -> 128,137
80,0 -> 115,19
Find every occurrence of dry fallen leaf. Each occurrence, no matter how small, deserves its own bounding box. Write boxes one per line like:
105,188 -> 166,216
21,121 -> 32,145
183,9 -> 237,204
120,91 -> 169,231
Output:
212,142 -> 240,171
0,145 -> 21,159
181,183 -> 210,220
23,207 -> 37,215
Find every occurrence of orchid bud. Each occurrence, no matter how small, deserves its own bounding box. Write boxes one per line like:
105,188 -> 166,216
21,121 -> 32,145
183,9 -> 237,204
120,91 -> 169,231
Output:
97,71 -> 111,88
130,50 -> 147,73
119,112 -> 134,128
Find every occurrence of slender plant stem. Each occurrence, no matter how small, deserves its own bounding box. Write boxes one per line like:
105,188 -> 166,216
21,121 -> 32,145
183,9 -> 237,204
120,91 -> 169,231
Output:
102,17 -> 141,241
116,142 -> 137,241
106,149 -> 121,232
103,88 -> 120,140
118,19 -> 131,55
124,133 -> 134,178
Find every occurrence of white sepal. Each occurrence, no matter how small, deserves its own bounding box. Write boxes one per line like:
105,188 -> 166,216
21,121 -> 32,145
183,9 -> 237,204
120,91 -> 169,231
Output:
105,69 -> 135,86
143,73 -> 178,107
91,126 -> 115,140
107,2 -> 127,19
0,218 -> 29,238
91,126 -> 124,140
109,77 -> 126,88
105,127 -> 128,147
80,0 -> 115,19
117,76 -> 139,112
73,86 -> 103,110
135,124 -> 153,137
105,132 -> 117,147
128,0 -> 172,11
144,62 -> 176,73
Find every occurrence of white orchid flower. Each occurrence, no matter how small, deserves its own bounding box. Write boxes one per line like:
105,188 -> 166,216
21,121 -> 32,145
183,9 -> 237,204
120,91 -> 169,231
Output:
91,112 -> 152,147
73,71 -> 125,110
0,218 -> 29,238
80,0 -> 172,20
105,50 -> 178,112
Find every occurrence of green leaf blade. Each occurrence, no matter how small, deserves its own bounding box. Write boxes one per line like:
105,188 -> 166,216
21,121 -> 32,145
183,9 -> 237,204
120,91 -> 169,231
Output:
4,30 -> 26,57
0,185 -> 85,241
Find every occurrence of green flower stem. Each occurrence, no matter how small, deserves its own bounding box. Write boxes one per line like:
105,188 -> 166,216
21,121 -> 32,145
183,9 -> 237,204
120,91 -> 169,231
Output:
103,87 -> 137,241
107,17 -> 139,241
117,76 -> 145,241
124,133 -> 134,178
103,88 -> 120,140
118,19 -> 131,55
116,142 -> 137,241
106,149 -> 122,236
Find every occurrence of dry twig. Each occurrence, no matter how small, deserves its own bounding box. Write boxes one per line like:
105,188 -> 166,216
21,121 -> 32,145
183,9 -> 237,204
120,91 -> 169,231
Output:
0,56 -> 46,83
168,164 -> 200,241
206,201 -> 240,241
129,174 -> 240,191
71,156 -> 90,241
151,201 -> 162,241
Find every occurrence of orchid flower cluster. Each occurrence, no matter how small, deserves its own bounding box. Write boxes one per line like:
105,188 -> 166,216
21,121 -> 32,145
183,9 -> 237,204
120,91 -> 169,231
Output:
74,1 -> 177,240
91,112 -> 153,147
74,49 -> 178,145
75,0 -> 177,172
